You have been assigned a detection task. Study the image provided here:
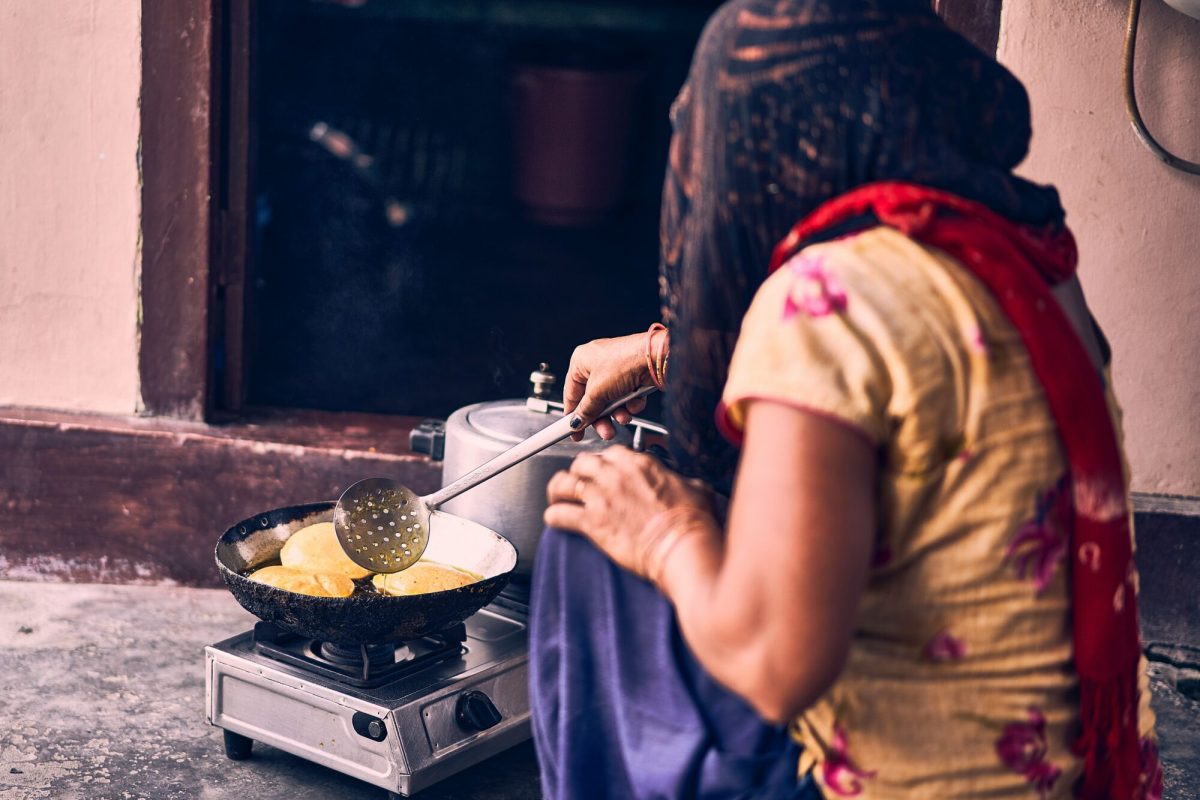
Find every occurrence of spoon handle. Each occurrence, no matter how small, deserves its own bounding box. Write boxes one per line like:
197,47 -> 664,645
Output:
422,385 -> 657,511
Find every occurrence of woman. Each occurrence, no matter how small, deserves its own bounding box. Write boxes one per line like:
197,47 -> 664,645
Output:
529,1 -> 1162,799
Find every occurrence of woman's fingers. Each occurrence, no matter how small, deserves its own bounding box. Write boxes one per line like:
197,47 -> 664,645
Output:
569,386 -> 621,442
593,415 -> 618,440
546,470 -> 585,505
599,394 -> 649,436
571,391 -> 625,442
544,501 -> 588,533
563,376 -> 586,418
570,453 -> 611,480
564,348 -> 591,442
549,462 -> 620,509
547,449 -> 711,580
598,444 -> 646,471
560,333 -> 652,441
562,345 -> 590,416
570,389 -> 620,432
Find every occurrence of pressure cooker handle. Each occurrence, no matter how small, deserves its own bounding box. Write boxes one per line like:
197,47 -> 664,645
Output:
423,386 -> 657,510
409,419 -> 446,461
524,398 -> 668,452
628,417 -> 669,452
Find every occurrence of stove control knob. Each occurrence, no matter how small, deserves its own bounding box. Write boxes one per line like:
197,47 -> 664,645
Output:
352,711 -> 388,742
456,691 -> 503,732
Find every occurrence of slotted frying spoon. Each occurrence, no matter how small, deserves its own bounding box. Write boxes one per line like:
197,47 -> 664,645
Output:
334,386 -> 656,574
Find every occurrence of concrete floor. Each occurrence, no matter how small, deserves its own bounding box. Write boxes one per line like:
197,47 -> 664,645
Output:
0,581 -> 540,800
1,579 -> 1197,799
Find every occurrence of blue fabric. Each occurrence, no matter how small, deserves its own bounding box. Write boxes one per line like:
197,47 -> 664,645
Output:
530,527 -> 820,800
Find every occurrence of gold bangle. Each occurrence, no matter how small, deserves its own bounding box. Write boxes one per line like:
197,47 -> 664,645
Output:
647,525 -> 706,592
655,331 -> 670,388
645,323 -> 667,390
639,506 -> 717,591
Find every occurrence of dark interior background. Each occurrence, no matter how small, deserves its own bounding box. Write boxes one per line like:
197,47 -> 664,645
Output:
235,0 -> 722,418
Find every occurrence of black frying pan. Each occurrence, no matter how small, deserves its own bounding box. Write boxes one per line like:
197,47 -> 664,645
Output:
216,501 -> 517,645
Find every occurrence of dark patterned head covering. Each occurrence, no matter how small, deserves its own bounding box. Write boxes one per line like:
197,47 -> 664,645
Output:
660,0 -> 1065,486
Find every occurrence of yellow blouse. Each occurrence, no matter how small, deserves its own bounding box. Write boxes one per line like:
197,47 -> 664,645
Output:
720,227 -> 1155,799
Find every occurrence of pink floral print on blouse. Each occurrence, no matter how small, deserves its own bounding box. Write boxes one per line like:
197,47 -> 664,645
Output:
784,254 -> 848,320
995,709 -> 1062,799
968,324 -> 988,356
923,629 -> 967,662
823,723 -> 876,796
1005,476 -> 1071,594
1140,738 -> 1164,800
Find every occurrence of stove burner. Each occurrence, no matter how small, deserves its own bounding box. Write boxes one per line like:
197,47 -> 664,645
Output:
252,621 -> 467,688
316,641 -> 402,669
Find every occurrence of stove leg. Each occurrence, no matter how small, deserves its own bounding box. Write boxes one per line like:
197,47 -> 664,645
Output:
222,729 -> 254,760
387,794 -> 406,800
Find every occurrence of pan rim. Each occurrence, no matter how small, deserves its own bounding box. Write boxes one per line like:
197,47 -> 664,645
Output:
215,501 -> 518,603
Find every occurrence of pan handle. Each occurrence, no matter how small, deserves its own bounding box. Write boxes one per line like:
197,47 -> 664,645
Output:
422,385 -> 657,511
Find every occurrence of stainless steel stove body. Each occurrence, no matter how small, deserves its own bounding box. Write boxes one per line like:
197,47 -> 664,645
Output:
205,600 -> 530,797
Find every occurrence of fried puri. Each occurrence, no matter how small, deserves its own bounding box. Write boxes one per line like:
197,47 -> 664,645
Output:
249,565 -> 355,598
371,561 -> 481,596
280,521 -> 372,580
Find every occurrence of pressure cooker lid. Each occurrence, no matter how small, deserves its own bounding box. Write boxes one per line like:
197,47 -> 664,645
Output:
464,400 -> 630,450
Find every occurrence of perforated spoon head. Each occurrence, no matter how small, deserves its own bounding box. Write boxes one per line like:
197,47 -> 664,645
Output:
333,478 -> 430,574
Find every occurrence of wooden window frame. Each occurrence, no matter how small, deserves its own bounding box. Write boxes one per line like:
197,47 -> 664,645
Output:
141,0 -> 254,420
140,0 -> 216,420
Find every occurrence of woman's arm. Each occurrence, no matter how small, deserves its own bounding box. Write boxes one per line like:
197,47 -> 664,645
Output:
662,401 -> 876,722
545,400 -> 876,723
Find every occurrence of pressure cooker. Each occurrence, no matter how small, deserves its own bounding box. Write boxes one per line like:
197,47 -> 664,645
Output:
409,364 -> 667,577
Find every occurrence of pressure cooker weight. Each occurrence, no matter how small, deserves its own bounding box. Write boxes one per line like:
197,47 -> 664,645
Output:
246,521 -> 483,598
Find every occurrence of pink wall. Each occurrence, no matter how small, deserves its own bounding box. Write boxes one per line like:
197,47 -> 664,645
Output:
999,0 -> 1200,497
0,1 -> 142,415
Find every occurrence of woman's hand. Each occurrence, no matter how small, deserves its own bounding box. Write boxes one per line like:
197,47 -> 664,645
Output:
544,446 -> 716,581
563,333 -> 657,441
548,403 -> 877,724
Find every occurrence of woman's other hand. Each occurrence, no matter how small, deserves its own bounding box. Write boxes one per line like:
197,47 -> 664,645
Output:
548,402 -> 876,724
544,447 -> 716,580
564,334 -> 656,441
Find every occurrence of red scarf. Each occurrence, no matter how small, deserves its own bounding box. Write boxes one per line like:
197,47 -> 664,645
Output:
769,182 -> 1151,799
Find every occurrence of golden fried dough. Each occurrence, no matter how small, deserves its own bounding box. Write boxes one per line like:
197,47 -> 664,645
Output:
280,522 -> 371,579
249,565 -> 355,598
372,561 -> 481,596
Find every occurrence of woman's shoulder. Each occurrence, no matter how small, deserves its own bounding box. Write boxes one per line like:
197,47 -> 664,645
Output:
727,227 -> 956,444
752,227 -> 966,342
731,226 -> 1007,445
769,224 -> 1011,328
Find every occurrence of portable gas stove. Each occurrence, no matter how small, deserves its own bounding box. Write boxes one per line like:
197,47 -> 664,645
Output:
205,585 -> 531,797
